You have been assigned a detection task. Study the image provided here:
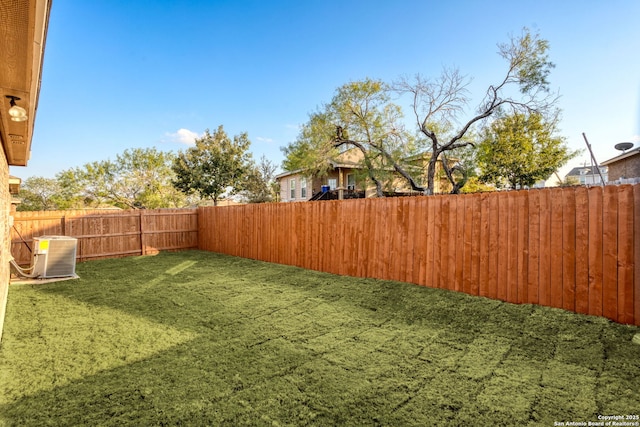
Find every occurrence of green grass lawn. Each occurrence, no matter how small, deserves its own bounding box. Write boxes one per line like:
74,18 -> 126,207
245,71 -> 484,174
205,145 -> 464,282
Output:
1,250 -> 639,426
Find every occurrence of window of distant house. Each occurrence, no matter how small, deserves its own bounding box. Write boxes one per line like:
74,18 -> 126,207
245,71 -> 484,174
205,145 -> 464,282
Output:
328,178 -> 337,190
290,179 -> 296,199
347,174 -> 355,190
301,179 -> 307,198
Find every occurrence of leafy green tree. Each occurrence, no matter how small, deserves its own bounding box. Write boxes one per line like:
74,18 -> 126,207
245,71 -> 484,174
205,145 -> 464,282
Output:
281,78 -> 415,197
172,126 -> 253,206
476,111 -> 579,188
240,155 -> 278,203
16,177 -> 65,211
57,148 -> 185,209
394,28 -> 558,194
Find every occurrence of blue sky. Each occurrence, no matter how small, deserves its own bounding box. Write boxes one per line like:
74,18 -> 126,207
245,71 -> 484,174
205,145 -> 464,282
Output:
12,0 -> 640,181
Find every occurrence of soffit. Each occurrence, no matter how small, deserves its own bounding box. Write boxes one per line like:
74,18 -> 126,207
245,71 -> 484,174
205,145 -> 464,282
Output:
0,0 -> 51,166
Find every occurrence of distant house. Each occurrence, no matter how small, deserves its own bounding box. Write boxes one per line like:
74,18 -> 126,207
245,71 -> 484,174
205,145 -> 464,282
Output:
275,148 -> 453,202
564,165 -> 608,185
601,147 -> 640,184
275,148 -> 369,202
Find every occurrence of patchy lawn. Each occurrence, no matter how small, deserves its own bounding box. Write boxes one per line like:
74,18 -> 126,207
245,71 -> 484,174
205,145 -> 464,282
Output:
1,250 -> 639,426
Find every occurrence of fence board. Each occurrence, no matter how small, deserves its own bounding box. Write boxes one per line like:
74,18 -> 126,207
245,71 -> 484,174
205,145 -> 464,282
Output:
617,186 -> 634,324
635,185 -> 640,326
574,187 -> 590,315
588,186 -> 604,317
602,186 -> 619,320
549,190 -> 564,309
562,188 -> 577,313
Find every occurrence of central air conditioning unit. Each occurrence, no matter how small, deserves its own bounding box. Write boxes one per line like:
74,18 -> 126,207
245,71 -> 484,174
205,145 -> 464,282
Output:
31,236 -> 78,279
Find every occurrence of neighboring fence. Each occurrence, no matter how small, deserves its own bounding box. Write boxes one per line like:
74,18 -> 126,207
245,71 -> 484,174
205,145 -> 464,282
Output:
198,185 -> 640,326
10,209 -> 198,264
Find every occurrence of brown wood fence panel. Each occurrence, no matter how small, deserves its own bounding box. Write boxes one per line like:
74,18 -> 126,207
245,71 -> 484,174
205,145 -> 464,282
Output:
10,209 -> 197,264
198,184 -> 640,326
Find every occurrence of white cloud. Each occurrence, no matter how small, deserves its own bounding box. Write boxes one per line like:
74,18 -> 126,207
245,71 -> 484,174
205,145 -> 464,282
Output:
256,136 -> 274,143
165,128 -> 200,145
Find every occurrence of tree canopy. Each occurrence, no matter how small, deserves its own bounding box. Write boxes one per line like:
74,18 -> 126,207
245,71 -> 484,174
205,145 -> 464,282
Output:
281,78 -> 414,197
172,126 -> 254,206
282,28 -> 560,195
56,148 -> 185,209
475,111 -> 579,189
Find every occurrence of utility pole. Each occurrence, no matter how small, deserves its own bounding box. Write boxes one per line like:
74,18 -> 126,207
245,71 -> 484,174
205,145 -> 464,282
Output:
582,133 -> 606,186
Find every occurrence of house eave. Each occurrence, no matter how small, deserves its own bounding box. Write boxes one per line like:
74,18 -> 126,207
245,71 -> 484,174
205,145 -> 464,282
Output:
0,0 -> 52,167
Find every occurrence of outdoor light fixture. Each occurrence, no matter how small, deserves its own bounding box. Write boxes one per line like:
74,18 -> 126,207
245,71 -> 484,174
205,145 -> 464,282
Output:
6,95 -> 28,122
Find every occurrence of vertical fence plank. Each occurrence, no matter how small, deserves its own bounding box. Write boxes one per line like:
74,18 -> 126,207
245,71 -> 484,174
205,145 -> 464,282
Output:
516,191 -> 528,304
478,193 -> 490,298
506,192 -> 518,303
496,193 -> 509,301
425,196 -> 436,287
527,190 -> 540,305
432,196 -> 443,289
602,186 -> 619,321
462,194 -> 474,295
470,193 -> 482,296
617,185 -> 634,324
412,197 -> 428,286
562,188 -> 577,313
538,190 -> 552,307
448,196 -> 459,291
549,189 -> 564,309
588,186 -> 604,317
634,184 -> 640,326
487,193 -> 499,299
455,195 -> 466,293
439,196 -> 450,289
574,187 -> 590,315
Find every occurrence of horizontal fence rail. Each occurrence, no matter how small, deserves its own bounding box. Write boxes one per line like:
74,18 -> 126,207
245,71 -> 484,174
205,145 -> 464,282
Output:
198,185 -> 640,326
10,209 -> 198,264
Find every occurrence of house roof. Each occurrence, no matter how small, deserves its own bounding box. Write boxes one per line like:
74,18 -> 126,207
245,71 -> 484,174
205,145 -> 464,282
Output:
0,0 -> 52,166
601,147 -> 640,166
565,165 -> 607,177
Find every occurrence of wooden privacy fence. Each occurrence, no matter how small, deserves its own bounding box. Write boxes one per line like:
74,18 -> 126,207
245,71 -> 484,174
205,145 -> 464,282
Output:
10,209 -> 198,264
198,185 -> 640,326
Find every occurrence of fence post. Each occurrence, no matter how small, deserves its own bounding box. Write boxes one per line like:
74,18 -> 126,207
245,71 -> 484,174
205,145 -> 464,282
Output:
139,210 -> 146,256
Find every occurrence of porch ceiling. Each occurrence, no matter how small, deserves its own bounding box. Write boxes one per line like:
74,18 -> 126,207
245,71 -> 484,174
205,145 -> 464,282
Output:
0,0 -> 51,166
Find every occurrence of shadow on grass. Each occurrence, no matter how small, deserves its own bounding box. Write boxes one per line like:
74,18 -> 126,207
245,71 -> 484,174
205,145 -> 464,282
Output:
2,250 -> 639,426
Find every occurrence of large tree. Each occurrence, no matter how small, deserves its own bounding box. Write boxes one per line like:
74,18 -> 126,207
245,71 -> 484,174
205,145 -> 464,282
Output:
475,111 -> 578,189
16,177 -> 64,211
240,155 -> 278,203
281,78 -> 414,197
283,29 -> 558,195
172,125 -> 253,206
57,147 -> 185,209
394,28 -> 558,194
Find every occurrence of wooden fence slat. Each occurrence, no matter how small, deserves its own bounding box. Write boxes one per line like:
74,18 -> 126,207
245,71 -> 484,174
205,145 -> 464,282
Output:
635,185 -> 640,326
574,187 -> 590,315
602,186 -> 619,321
549,189 -> 564,309
538,190 -> 551,307
516,191 -> 528,304
562,188 -> 577,313
617,185 -> 634,324
497,193 -> 509,301
487,193 -> 499,299
462,195 -> 474,295
588,186 -> 604,317
527,190 -> 540,305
